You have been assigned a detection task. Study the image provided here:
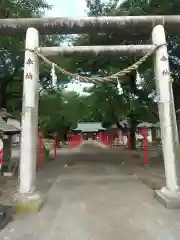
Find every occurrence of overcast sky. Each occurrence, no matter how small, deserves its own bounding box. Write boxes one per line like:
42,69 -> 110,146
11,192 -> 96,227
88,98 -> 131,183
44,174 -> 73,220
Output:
45,0 -> 92,94
45,0 -> 119,94
45,0 -> 87,17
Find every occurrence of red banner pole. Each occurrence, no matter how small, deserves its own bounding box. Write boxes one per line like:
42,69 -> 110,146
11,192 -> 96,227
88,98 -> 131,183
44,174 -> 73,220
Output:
39,135 -> 43,169
54,136 -> 57,160
0,148 -> 3,170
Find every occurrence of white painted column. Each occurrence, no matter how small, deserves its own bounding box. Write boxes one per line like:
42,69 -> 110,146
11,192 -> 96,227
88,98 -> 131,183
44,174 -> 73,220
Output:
19,28 -> 39,194
152,25 -> 180,192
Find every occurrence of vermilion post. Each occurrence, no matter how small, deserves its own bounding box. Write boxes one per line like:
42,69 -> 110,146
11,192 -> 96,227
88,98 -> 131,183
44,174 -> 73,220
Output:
144,136 -> 149,166
0,148 -> 3,170
39,135 -> 43,169
106,135 -> 109,146
54,136 -> 57,160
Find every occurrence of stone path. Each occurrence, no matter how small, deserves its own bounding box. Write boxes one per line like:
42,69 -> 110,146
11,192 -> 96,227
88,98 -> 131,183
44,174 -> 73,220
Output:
0,144 -> 179,240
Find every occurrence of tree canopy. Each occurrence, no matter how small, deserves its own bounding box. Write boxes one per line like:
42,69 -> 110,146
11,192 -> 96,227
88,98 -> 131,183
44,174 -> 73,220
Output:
1,0 -> 180,148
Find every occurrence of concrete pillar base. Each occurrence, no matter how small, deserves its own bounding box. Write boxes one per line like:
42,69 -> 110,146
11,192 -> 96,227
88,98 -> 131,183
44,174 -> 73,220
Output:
154,187 -> 180,209
12,191 -> 45,213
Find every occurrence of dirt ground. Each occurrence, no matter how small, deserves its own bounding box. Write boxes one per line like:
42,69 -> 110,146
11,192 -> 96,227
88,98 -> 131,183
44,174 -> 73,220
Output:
1,143 -> 178,240
0,143 -> 165,205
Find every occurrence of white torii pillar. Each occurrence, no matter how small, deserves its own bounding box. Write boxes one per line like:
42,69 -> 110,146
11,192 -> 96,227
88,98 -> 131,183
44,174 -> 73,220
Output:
13,28 -> 44,211
152,25 -> 180,208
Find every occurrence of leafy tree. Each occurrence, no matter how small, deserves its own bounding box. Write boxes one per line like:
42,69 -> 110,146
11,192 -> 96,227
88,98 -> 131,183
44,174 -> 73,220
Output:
0,0 -> 65,115
39,89 -> 89,143
82,83 -> 154,148
60,0 -> 180,148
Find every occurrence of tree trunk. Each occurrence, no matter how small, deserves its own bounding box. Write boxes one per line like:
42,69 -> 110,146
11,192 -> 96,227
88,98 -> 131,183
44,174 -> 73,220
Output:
0,65 -> 21,110
56,131 -> 62,147
1,94 -> 7,109
129,126 -> 136,149
129,115 -> 137,150
0,84 -> 7,109
64,131 -> 68,141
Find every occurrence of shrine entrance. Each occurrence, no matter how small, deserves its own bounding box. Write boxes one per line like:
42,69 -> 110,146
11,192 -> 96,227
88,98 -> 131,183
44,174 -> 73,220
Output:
0,16 -> 179,208
21,23 -> 180,208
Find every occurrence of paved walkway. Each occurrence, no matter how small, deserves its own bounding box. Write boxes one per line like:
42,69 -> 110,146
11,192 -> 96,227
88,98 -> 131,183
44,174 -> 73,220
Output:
0,145 -> 180,239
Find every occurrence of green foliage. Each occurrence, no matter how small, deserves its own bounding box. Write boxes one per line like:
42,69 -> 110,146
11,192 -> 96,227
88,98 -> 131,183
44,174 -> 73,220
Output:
1,0 -> 180,149
38,0 -> 175,141
64,0 -> 180,125
39,90 -> 90,139
51,0 -> 180,148
0,0 -> 63,114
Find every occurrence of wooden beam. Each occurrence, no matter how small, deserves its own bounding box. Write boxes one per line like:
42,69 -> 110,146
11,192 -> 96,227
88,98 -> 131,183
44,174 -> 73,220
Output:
0,16 -> 180,35
38,45 -> 155,57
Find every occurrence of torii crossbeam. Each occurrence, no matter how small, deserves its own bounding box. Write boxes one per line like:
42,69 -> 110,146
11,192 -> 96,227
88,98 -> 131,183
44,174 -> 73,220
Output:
0,15 -> 180,35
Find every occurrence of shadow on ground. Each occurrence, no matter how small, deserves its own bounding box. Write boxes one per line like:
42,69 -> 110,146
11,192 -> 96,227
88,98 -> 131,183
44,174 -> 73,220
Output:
0,142 -> 165,205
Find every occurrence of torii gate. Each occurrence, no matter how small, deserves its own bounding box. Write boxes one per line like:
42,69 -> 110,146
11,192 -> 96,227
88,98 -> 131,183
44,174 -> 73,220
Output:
1,16 -> 180,210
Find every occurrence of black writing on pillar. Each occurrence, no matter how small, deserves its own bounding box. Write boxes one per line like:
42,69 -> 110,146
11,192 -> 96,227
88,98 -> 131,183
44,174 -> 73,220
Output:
160,55 -> 168,61
162,69 -> 169,76
0,23 -> 18,28
44,21 -> 57,27
26,58 -> 33,65
26,73 -> 33,79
